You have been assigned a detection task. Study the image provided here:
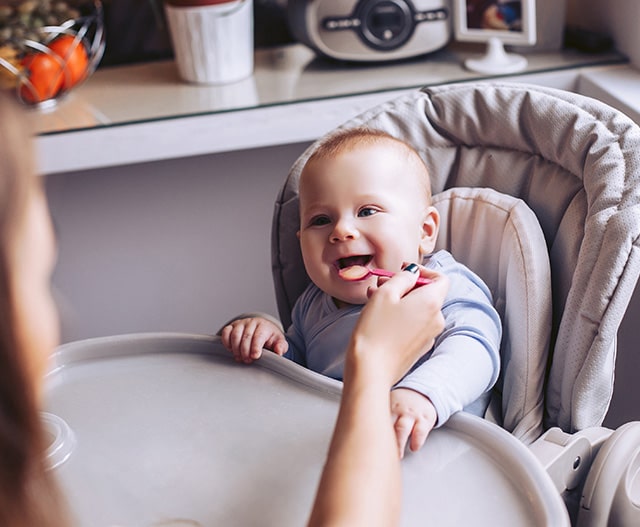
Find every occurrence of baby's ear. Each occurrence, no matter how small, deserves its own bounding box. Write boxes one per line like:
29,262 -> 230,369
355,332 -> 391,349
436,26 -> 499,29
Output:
296,230 -> 301,239
419,206 -> 440,255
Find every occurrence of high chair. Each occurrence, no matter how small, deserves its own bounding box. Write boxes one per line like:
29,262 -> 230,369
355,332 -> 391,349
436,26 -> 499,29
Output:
45,82 -> 640,526
272,82 -> 640,525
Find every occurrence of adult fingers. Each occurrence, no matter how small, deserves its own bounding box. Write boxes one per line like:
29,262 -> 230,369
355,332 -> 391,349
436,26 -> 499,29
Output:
371,262 -> 421,300
347,265 -> 449,386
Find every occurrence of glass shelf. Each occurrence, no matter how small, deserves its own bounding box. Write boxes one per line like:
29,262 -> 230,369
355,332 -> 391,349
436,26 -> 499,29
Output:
29,42 -> 627,137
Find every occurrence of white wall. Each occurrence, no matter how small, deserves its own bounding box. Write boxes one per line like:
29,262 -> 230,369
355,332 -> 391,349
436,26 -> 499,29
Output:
46,141 -> 311,343
607,280 -> 640,428
607,0 -> 640,68
567,0 -> 640,68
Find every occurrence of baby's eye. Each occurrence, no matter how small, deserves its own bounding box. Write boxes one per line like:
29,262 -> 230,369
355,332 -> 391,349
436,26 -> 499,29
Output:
358,207 -> 379,218
308,215 -> 331,227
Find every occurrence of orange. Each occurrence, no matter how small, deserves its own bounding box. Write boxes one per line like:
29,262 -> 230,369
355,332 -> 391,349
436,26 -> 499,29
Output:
20,52 -> 64,104
19,35 -> 90,104
49,35 -> 89,89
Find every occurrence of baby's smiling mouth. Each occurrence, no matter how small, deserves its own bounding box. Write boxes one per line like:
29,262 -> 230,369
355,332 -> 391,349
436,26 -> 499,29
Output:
336,255 -> 372,270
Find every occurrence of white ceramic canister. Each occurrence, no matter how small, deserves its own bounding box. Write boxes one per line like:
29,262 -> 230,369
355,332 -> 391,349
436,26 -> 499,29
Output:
165,0 -> 254,85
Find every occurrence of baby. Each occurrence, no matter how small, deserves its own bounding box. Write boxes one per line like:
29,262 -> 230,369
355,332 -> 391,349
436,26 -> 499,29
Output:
221,127 -> 501,457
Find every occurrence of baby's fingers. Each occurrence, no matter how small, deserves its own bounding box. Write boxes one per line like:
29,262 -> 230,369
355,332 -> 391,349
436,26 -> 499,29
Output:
221,323 -> 244,358
409,421 -> 432,453
393,415 -> 415,459
266,332 -> 289,356
247,323 -> 278,360
236,321 -> 264,363
222,321 -> 257,363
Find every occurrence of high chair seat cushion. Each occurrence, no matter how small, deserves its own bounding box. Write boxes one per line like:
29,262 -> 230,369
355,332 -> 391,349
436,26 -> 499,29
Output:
274,82 -> 640,433
432,187 -> 552,444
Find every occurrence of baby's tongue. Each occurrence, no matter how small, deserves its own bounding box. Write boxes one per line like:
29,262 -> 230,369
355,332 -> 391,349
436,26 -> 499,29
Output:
339,265 -> 370,281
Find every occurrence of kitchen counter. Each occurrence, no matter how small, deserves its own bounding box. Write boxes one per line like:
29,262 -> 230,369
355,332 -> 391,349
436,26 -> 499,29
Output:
31,42 -> 628,175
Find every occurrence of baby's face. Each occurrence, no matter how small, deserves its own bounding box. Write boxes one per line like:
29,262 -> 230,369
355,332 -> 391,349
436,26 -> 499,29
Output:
298,142 -> 438,306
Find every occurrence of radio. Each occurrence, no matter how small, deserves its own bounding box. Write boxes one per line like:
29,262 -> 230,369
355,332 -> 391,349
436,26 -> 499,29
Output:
287,0 -> 451,62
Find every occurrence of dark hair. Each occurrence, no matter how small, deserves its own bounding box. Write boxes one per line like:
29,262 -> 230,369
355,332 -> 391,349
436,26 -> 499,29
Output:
0,93 -> 68,527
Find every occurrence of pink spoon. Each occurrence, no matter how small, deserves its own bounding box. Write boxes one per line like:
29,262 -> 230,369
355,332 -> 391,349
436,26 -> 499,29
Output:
338,265 -> 432,285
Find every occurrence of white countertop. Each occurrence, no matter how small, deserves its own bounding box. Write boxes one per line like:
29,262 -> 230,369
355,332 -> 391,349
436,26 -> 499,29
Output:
577,64 -> 640,125
30,43 -> 630,175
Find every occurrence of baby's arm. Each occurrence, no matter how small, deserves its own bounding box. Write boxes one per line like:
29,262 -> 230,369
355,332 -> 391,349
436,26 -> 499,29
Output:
390,388 -> 437,458
391,258 -> 502,454
220,317 -> 289,364
393,302 -> 501,450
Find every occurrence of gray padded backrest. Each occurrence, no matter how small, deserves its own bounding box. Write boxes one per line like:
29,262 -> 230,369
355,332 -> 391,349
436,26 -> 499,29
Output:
272,82 -> 640,434
432,187 -> 551,443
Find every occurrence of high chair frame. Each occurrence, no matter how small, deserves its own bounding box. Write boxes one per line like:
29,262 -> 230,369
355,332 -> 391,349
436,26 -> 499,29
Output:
271,82 -> 640,524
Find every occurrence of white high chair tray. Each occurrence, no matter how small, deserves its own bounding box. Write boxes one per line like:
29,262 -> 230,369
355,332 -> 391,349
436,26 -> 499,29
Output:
44,333 -> 568,526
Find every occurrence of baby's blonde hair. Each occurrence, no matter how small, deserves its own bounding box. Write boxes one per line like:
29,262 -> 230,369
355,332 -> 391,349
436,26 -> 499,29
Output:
303,127 -> 433,203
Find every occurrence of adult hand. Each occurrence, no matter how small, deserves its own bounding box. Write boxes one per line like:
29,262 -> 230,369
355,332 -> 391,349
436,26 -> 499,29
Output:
345,264 -> 449,387
309,264 -> 449,527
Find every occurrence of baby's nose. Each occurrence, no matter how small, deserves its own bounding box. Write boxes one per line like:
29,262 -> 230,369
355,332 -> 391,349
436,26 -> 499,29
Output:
330,220 -> 359,242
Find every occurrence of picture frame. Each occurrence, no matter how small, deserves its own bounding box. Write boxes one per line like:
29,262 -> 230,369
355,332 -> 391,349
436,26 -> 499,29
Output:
454,0 -> 536,46
453,0 -> 537,74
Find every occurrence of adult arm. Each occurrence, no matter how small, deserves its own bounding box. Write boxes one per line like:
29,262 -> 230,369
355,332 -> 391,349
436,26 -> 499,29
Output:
307,266 -> 449,527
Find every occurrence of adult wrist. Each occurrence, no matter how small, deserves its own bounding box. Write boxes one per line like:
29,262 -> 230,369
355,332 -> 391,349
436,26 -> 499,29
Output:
345,335 -> 396,389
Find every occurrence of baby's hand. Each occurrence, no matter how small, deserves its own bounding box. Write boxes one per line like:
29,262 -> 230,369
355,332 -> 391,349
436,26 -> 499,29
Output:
220,317 -> 288,364
390,388 -> 437,459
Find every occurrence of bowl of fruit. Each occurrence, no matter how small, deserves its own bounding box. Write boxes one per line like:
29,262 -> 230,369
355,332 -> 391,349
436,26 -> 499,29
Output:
0,0 -> 105,109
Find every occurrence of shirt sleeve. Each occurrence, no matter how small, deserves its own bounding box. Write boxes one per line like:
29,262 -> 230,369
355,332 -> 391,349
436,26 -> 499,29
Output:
394,256 -> 502,427
283,290 -> 308,367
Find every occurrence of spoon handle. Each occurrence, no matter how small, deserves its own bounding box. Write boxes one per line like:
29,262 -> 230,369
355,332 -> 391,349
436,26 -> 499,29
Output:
369,268 -> 433,286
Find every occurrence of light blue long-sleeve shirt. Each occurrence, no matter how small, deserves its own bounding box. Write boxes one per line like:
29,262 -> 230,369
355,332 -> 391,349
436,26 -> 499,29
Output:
284,250 -> 502,426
